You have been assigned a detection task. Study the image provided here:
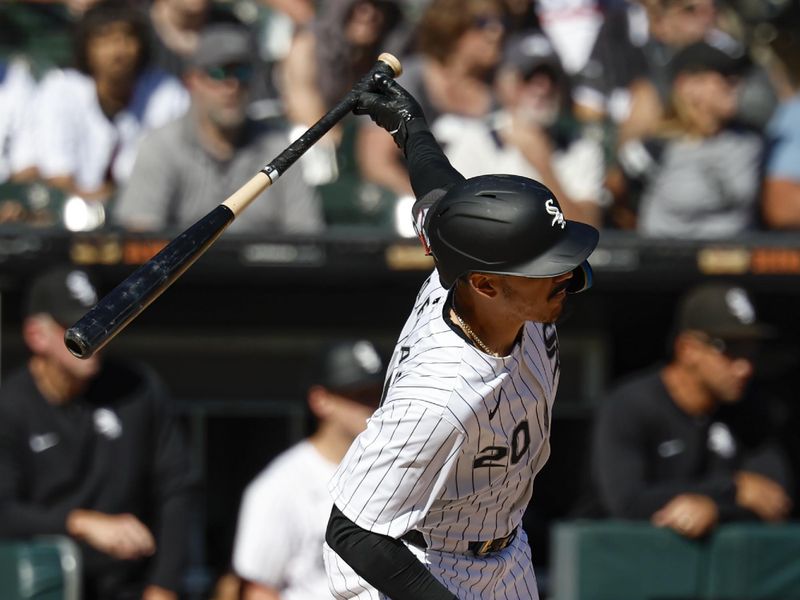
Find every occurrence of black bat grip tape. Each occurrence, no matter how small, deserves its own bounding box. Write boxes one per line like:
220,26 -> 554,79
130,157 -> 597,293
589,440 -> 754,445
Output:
266,59 -> 397,178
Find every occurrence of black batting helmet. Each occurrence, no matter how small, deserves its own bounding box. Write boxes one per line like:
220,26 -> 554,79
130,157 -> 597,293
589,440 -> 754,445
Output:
425,175 -> 599,291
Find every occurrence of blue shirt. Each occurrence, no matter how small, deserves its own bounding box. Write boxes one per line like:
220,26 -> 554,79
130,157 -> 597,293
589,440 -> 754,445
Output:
766,94 -> 800,181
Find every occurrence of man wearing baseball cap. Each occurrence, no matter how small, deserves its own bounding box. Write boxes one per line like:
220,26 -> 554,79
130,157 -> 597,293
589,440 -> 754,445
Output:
0,265 -> 194,600
591,282 -> 792,539
113,22 -> 323,235
232,339 -> 385,599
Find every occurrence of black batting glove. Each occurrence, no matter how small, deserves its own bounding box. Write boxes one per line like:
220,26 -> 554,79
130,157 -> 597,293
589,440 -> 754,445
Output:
354,73 -> 426,153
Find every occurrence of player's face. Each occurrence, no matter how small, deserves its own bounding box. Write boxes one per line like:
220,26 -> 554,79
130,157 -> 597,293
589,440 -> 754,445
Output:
496,271 -> 572,323
33,316 -> 102,383
693,335 -> 756,403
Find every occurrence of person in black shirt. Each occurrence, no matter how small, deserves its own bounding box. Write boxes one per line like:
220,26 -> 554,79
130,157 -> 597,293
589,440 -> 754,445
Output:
0,265 -> 194,600
592,282 -> 792,538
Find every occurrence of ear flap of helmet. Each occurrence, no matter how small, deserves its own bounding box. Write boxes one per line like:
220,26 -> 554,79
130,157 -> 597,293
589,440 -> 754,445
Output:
567,260 -> 593,294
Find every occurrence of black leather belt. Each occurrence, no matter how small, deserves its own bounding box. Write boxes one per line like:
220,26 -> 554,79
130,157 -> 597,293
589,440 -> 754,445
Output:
401,527 -> 518,556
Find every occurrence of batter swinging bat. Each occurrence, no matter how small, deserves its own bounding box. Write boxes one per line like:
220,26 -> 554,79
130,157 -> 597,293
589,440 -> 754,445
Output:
64,53 -> 402,359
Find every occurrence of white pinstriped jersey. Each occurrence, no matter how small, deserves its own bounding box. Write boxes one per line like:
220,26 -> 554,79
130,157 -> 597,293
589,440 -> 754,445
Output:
325,269 -> 559,598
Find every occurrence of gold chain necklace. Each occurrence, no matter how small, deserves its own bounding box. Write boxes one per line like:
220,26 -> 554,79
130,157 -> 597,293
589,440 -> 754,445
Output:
451,308 -> 502,358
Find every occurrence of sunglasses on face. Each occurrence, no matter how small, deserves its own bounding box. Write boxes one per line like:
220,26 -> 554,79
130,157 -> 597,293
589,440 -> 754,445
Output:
669,0 -> 714,14
204,63 -> 254,84
471,14 -> 507,31
696,334 -> 760,361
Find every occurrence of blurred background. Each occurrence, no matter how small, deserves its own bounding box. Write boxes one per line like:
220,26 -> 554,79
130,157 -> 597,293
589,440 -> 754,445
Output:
1,0 -> 800,599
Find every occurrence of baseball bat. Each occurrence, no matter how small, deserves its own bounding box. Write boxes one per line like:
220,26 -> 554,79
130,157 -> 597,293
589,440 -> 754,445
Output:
64,52 -> 402,359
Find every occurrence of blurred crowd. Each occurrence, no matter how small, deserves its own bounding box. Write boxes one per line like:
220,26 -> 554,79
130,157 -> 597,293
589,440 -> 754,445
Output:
1,0 -> 800,236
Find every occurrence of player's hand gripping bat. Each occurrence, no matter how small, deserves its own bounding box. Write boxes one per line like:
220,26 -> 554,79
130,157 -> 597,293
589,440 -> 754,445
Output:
64,53 -> 402,359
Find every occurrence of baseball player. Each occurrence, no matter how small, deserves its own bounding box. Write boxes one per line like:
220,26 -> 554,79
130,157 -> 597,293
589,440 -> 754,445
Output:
321,76 -> 599,599
232,340 -> 385,599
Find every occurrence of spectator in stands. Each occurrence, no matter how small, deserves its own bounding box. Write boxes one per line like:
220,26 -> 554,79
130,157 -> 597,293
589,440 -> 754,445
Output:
592,282 -> 792,539
232,339 -> 384,599
574,0 -> 775,143
279,0 -> 405,185
150,0 -> 281,119
113,22 -> 323,234
761,19 -> 800,230
530,0 -> 603,75
260,0 -> 315,26
281,0 -> 404,132
613,41 -> 762,237
13,1 -> 188,204
0,57 -> 39,224
0,56 -> 37,188
357,0 -> 507,198
441,30 -> 605,227
0,265 -> 194,600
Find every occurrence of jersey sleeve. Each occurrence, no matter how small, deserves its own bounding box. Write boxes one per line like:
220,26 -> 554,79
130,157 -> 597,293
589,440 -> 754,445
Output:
330,401 -> 466,538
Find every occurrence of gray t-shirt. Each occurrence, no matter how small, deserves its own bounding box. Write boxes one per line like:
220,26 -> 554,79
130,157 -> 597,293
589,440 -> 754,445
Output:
636,129 -> 762,239
113,113 -> 323,234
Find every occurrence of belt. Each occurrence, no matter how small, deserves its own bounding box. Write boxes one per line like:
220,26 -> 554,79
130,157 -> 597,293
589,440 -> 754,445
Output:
401,527 -> 518,557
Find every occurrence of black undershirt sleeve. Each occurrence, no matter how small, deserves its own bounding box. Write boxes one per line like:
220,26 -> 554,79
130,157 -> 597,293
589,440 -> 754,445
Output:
403,120 -> 465,225
326,505 -> 458,600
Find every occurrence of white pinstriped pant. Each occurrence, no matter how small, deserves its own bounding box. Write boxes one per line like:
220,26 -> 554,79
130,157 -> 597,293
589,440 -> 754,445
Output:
323,528 -> 539,600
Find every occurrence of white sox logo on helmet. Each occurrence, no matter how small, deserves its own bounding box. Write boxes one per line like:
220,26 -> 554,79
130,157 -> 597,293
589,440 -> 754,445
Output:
545,199 -> 565,229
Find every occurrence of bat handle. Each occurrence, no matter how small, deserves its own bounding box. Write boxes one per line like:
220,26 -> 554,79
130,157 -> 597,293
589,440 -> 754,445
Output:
261,53 -> 402,186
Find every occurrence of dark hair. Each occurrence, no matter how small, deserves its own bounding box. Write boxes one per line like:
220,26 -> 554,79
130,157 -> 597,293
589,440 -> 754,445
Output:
73,0 -> 151,76
416,0 -> 506,62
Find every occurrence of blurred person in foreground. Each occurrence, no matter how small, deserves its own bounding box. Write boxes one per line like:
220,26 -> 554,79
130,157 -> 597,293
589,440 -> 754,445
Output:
12,1 -> 188,203
591,282 -> 792,539
0,265 -> 194,600
113,22 -> 322,234
232,340 -> 385,599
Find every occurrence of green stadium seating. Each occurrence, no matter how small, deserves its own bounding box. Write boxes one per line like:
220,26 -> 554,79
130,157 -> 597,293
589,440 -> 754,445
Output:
0,537 -> 81,600
551,521 -> 800,600
705,523 -> 800,600
551,520 -> 707,600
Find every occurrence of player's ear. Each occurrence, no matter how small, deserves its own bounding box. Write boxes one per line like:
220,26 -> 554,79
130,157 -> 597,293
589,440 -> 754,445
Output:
674,331 -> 703,367
467,273 -> 500,299
308,385 -> 334,419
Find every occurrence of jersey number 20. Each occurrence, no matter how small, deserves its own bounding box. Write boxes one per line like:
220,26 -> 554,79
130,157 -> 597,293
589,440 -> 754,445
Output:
473,421 -> 530,468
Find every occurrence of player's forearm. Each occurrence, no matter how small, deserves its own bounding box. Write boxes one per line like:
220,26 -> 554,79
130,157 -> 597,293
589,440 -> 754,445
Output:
326,505 -> 458,600
0,502 -> 71,537
605,477 -> 737,519
148,490 -> 193,591
404,120 -> 465,201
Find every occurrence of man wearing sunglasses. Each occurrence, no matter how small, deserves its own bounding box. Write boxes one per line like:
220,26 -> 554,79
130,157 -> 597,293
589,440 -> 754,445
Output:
591,282 -> 792,539
114,22 -> 323,235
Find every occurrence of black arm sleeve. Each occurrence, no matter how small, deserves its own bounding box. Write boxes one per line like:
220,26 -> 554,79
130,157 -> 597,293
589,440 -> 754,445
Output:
404,119 -> 465,219
326,505 -> 458,600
